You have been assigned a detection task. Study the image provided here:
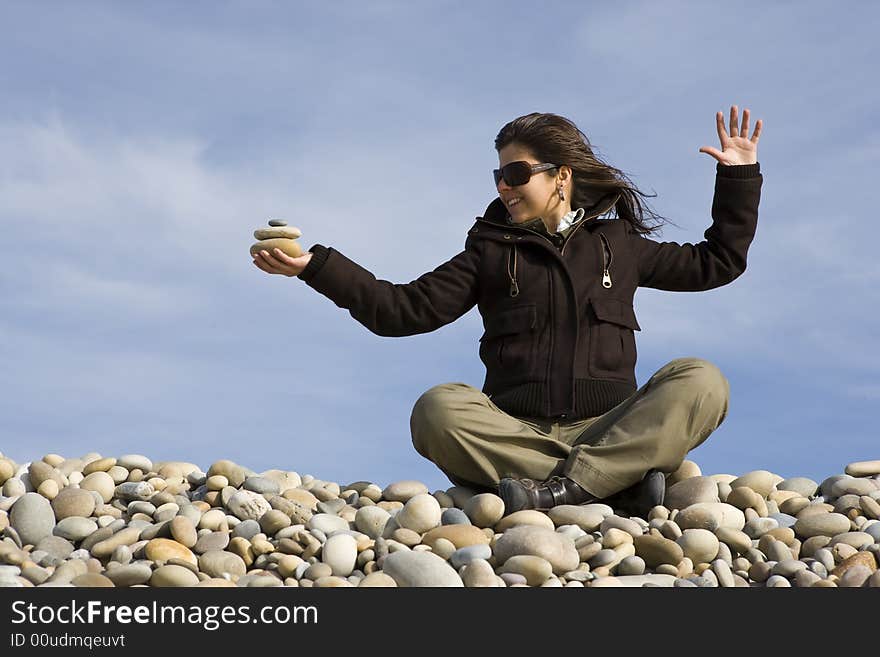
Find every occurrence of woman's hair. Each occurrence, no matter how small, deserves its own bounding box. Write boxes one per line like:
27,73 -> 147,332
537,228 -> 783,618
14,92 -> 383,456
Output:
494,112 -> 679,236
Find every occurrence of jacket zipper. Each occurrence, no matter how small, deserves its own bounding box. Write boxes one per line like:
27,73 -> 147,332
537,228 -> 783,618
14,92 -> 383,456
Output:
598,233 -> 613,289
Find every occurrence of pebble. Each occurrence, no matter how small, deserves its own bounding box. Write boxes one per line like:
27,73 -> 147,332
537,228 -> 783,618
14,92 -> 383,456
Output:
493,525 -> 578,575
665,477 -> 720,510
199,550 -> 247,579
845,461 -> 880,478
322,533 -> 358,576
382,550 -> 463,587
54,516 -> 98,542
151,564 -> 199,587
395,493 -> 441,533
463,493 -> 504,528
461,559 -> 500,587
793,512 -> 851,539
676,528 -> 719,564
440,508 -> 471,525
226,490 -> 271,521
382,480 -> 429,503
10,493 -> 56,546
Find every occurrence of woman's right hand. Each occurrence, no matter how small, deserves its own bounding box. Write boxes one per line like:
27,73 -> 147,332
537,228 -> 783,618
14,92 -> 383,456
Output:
252,248 -> 313,277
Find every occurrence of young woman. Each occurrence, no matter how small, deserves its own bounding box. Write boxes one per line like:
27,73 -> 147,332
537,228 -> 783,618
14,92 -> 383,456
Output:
253,106 -> 763,518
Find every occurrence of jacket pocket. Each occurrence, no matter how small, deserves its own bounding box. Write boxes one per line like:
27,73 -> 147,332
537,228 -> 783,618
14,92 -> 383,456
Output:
479,304 -> 537,376
587,298 -> 641,378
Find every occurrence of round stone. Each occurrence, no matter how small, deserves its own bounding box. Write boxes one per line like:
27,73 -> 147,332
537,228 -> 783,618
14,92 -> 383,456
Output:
831,478 -> 878,498
845,460 -> 880,478
28,461 -> 65,490
145,538 -> 197,566
259,509 -> 291,536
357,572 -> 398,587
90,527 -> 141,559
421,525 -> 491,550
117,455 -> 153,473
676,529 -> 720,564
322,533 -> 358,577
35,535 -> 74,561
37,480 -> 59,500
80,472 -> 115,503
495,510 -> 556,533
105,563 -> 152,587
777,477 -> 819,498
254,226 -> 302,240
633,535 -> 684,569
71,573 -> 115,587
115,482 -> 154,501
169,516 -> 198,548
250,238 -> 303,258
199,509 -> 228,532
354,506 -> 391,539
462,493 -> 505,528
243,476 -> 281,496
10,493 -> 56,546
267,219 -> 288,227
730,470 -> 777,498
83,457 -> 116,475
226,490 -> 271,521
493,525 -> 579,575
793,512 -> 852,539
396,493 -> 441,534
151,564 -> 199,587
308,513 -> 349,535
207,460 -> 247,488
665,477 -> 720,510
499,555 -> 553,586
54,517 -> 98,542
440,508 -> 471,526
199,550 -> 246,579
382,550 -> 463,587
193,531 -> 230,554
382,480 -> 429,503
676,503 -> 745,531
450,543 -> 493,570
51,488 -> 96,521
617,555 -> 647,576
547,505 -> 607,532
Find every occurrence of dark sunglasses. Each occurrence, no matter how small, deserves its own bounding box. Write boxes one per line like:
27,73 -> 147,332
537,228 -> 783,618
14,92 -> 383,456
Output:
493,161 -> 558,187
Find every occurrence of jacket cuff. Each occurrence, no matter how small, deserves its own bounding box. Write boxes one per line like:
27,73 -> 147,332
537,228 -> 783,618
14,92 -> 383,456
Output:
297,244 -> 330,282
716,162 -> 760,178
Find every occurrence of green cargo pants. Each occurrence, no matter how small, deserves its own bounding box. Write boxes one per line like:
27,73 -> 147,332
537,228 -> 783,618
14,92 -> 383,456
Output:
410,357 -> 729,498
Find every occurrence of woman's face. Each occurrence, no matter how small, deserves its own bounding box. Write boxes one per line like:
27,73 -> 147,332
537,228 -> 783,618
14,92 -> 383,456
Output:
496,143 -> 565,224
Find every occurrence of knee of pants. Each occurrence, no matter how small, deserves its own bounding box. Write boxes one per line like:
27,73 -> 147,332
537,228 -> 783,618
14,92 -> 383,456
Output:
662,357 -> 729,397
410,383 -> 471,456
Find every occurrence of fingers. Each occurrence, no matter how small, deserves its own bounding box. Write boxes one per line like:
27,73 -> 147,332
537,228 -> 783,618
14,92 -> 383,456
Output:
253,249 -> 292,276
699,146 -> 725,163
715,110 -> 727,143
729,105 -> 739,139
740,108 -> 750,138
751,118 -> 763,144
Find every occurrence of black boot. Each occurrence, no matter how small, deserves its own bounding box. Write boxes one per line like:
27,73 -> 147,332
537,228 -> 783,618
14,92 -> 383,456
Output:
603,469 -> 666,518
498,476 -> 598,515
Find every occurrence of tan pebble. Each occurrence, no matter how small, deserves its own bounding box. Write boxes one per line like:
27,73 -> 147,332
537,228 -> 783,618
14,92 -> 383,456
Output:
831,551 -> 877,578
145,538 -> 197,566
228,537 -> 255,567
37,480 -> 59,500
254,226 -> 303,240
170,516 -> 198,548
71,573 -> 115,587
421,525 -> 490,550
83,458 -> 116,475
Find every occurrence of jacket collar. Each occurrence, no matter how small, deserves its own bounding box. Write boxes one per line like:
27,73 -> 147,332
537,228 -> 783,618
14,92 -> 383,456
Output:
478,191 -> 622,228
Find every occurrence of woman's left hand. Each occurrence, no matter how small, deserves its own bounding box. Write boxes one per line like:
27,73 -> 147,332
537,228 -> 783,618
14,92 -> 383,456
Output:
699,105 -> 762,165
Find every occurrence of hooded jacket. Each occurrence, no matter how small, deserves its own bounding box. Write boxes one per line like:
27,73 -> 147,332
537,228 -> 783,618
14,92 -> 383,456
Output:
298,162 -> 762,421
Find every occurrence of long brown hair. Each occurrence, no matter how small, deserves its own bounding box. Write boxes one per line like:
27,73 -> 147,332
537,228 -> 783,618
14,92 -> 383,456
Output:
494,112 -> 679,236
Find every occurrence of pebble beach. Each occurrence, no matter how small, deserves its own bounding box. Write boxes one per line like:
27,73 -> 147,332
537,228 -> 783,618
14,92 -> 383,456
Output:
1,452 -> 878,588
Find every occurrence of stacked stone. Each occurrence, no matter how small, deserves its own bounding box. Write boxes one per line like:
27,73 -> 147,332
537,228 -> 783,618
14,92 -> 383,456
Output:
1,451 -> 879,588
249,219 -> 304,258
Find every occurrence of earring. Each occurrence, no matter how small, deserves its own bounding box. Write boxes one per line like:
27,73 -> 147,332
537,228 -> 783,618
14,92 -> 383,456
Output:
557,186 -> 565,201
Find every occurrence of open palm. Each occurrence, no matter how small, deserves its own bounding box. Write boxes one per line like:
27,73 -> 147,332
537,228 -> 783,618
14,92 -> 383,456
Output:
699,105 -> 762,166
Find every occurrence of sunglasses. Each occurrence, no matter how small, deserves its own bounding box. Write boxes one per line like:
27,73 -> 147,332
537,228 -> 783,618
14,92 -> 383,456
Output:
493,161 -> 558,187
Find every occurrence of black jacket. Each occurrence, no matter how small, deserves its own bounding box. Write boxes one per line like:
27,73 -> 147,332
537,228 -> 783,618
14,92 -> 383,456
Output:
299,162 -> 763,420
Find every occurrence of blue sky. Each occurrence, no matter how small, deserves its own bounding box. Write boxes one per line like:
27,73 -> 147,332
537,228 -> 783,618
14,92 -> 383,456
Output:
1,1 -> 877,493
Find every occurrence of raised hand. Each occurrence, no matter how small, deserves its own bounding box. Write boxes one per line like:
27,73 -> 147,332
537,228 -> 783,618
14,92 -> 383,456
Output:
699,105 -> 762,166
253,248 -> 313,277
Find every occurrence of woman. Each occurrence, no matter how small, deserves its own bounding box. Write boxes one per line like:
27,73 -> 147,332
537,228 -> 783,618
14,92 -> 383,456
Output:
253,106 -> 763,518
